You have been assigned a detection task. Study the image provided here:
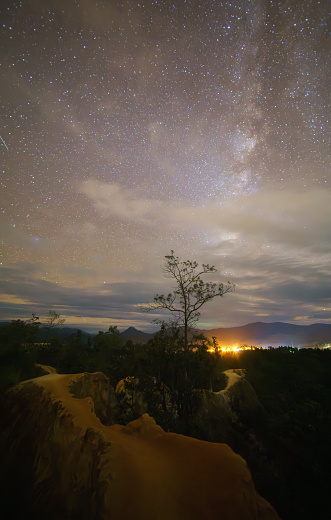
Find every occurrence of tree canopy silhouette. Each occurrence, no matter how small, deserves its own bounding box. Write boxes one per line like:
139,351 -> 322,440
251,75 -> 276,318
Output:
145,251 -> 235,350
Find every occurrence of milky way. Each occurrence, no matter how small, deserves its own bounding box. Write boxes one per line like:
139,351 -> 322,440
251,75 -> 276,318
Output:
1,0 -> 330,331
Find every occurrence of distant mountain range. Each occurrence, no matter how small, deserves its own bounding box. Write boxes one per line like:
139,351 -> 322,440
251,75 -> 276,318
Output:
200,322 -> 331,348
1,321 -> 331,347
120,322 -> 331,347
120,322 -> 331,348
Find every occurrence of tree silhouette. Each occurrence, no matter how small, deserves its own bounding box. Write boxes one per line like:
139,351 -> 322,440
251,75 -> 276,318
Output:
44,311 -> 65,342
145,251 -> 235,350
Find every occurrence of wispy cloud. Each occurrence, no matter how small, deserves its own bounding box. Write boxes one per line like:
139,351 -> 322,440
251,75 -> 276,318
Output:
80,180 -> 164,222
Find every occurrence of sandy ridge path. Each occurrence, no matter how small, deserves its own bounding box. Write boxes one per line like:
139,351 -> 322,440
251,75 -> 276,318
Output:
22,373 -> 184,517
222,369 -> 245,393
26,373 -> 192,518
17,372 -> 280,520
29,372 -> 103,430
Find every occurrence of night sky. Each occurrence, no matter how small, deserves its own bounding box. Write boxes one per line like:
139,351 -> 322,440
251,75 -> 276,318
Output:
1,0 -> 330,332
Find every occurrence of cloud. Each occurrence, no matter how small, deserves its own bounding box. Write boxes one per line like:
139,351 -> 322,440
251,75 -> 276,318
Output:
175,188 -> 331,254
3,186 -> 330,331
80,180 -> 163,221
75,183 -> 331,286
79,182 -> 331,257
0,264 -> 166,330
2,230 -> 330,333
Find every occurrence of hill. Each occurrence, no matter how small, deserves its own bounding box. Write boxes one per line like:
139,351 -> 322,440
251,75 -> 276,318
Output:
120,326 -> 154,344
201,322 -> 331,347
119,322 -> 331,347
2,321 -> 331,347
35,327 -> 93,344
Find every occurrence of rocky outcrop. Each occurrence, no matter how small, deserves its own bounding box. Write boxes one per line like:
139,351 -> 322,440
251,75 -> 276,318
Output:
70,371 -> 117,424
115,376 -> 148,416
0,371 -> 280,520
221,369 -> 263,414
198,369 -> 264,440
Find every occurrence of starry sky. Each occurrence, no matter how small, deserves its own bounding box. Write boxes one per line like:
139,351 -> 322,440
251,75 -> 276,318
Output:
1,0 -> 330,333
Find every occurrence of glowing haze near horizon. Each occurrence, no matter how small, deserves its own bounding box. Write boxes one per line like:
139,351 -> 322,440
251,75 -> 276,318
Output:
1,0 -> 330,333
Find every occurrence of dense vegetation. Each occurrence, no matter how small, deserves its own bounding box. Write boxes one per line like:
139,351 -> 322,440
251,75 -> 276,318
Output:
0,317 -> 330,520
223,347 -> 331,520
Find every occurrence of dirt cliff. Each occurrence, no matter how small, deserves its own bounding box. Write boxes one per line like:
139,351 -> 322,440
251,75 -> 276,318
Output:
0,371 -> 280,520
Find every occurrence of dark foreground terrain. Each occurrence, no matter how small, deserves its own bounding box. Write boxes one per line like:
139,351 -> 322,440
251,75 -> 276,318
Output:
0,321 -> 330,519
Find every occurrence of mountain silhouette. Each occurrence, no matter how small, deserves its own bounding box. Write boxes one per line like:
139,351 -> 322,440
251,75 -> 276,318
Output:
201,322 -> 331,347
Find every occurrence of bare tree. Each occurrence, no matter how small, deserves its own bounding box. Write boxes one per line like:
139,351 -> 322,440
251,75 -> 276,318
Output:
44,310 -> 65,341
145,251 -> 235,350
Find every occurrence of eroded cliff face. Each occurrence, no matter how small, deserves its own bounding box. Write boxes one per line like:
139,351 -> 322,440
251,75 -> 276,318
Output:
69,371 -> 118,424
198,369 -> 264,434
221,369 -> 262,413
0,371 -> 280,520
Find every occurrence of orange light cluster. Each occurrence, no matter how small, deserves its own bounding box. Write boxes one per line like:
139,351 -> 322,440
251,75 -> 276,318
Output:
208,345 -> 254,354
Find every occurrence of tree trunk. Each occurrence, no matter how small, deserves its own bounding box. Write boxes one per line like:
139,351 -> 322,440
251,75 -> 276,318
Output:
184,319 -> 188,351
